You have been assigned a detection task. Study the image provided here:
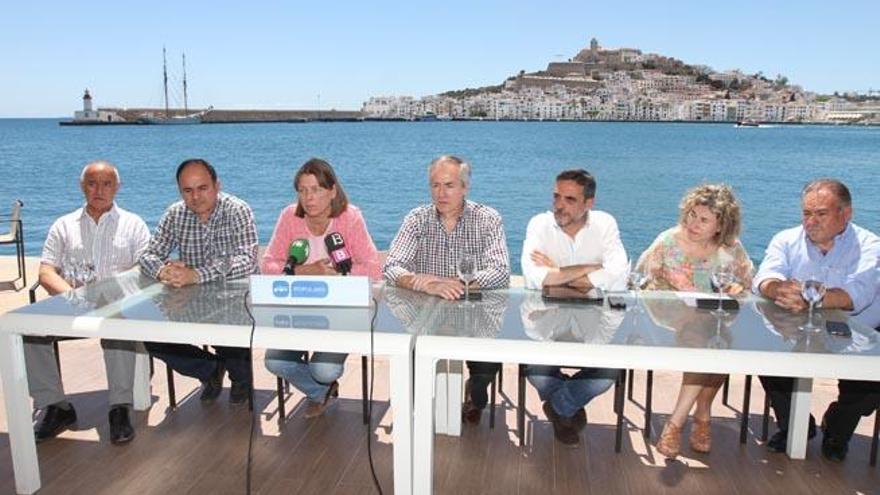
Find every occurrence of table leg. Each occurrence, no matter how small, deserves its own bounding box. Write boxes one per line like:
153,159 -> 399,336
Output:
413,354 -> 437,495
0,333 -> 41,494
786,377 -> 813,459
446,359 -> 463,437
132,345 -> 151,411
434,359 -> 448,434
390,353 -> 413,495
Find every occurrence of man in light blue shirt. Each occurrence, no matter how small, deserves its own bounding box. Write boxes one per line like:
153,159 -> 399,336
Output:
753,178 -> 880,461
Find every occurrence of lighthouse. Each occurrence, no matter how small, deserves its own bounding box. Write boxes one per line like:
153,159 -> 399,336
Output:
69,89 -> 122,124
73,89 -> 100,121
83,89 -> 93,112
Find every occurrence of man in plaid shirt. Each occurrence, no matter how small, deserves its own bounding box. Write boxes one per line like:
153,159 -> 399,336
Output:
139,158 -> 258,405
384,155 -> 510,424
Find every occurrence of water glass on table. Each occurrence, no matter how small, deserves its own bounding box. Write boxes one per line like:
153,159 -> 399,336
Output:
62,251 -> 96,305
457,253 -> 476,302
626,259 -> 649,312
709,267 -> 738,316
212,249 -> 232,293
799,274 -> 827,333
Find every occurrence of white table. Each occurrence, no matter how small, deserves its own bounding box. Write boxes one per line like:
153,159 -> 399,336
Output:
0,271 -> 419,495
412,289 -> 880,494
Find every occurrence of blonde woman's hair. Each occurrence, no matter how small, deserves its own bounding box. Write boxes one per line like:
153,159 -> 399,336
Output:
678,183 -> 742,247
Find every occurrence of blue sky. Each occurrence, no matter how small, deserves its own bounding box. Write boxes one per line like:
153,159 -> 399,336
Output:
2,0 -> 877,117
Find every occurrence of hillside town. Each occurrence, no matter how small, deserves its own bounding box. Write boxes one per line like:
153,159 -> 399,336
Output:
362,38 -> 880,124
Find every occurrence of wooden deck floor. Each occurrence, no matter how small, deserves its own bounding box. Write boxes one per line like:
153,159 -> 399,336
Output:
2,258 -> 880,494
2,344 -> 880,494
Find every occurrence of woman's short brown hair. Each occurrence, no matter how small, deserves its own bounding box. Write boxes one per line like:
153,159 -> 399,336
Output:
678,184 -> 742,248
293,158 -> 349,218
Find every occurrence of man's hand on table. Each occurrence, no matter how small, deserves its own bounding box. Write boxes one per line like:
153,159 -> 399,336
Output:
158,261 -> 200,288
424,278 -> 466,301
767,279 -> 808,312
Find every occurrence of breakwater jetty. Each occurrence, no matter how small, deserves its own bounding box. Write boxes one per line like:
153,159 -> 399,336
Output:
60,107 -> 364,126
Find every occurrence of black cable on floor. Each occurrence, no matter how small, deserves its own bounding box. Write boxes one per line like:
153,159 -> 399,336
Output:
366,296 -> 384,495
243,289 -> 257,495
241,292 -> 382,494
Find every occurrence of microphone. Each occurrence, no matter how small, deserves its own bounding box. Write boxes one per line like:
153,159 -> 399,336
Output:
324,232 -> 352,275
283,239 -> 310,275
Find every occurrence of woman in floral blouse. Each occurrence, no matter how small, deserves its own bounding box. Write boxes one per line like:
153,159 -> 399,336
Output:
636,183 -> 753,459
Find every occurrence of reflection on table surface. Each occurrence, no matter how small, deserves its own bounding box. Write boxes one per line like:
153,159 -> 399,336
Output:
11,271 -> 418,335
413,288 -> 880,357
10,274 -> 879,356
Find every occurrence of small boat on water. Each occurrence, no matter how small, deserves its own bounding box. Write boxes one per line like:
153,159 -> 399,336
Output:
735,120 -> 761,128
140,112 -> 206,125
140,48 -> 206,125
415,112 -> 452,122
140,106 -> 211,125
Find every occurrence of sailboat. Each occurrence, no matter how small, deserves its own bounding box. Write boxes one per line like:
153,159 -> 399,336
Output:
140,48 -> 207,125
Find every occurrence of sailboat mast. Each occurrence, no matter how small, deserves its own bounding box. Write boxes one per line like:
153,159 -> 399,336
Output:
182,53 -> 189,115
163,47 -> 170,119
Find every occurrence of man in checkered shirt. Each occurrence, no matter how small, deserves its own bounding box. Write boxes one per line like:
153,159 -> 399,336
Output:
139,158 -> 258,405
383,155 -> 510,424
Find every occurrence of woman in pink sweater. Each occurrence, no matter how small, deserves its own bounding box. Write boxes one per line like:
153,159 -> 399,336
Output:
262,158 -> 381,418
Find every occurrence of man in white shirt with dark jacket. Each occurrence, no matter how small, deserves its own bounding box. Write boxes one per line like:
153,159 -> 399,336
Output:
520,168 -> 628,446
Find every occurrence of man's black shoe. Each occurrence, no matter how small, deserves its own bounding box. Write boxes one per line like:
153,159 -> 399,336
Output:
200,361 -> 225,402
34,404 -> 77,443
821,435 -> 848,462
766,430 -> 788,453
462,400 -> 483,425
462,378 -> 484,425
229,380 -> 250,405
766,418 -> 817,453
108,406 -> 135,445
543,401 -> 580,447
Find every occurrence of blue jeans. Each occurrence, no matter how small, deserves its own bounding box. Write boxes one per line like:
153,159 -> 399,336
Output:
265,349 -> 347,401
146,342 -> 251,385
525,365 -> 619,418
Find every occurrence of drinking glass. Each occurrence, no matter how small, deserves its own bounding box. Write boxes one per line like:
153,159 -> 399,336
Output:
457,253 -> 476,302
80,261 -> 96,285
799,276 -> 827,333
62,250 -> 95,306
626,259 -> 648,312
61,253 -> 79,304
213,249 -> 231,292
709,267 -> 738,316
61,254 -> 77,288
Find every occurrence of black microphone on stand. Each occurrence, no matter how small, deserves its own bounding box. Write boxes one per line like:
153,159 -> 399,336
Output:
324,232 -> 352,275
283,239 -> 310,275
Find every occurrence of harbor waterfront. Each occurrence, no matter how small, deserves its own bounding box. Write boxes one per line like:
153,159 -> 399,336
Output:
1,118 -> 878,266
1,255 -> 879,494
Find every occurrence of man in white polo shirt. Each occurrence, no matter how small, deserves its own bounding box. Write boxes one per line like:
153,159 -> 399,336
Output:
520,168 -> 628,446
25,161 -> 150,445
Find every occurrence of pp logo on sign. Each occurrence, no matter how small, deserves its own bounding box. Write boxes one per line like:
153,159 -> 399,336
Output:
292,280 -> 329,298
272,280 -> 290,298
